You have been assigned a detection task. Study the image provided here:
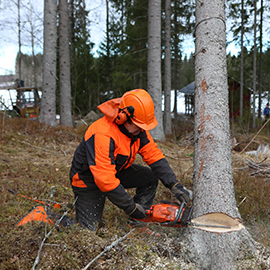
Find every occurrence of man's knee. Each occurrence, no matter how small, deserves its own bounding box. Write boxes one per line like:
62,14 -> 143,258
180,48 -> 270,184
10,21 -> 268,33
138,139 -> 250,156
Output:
73,187 -> 105,231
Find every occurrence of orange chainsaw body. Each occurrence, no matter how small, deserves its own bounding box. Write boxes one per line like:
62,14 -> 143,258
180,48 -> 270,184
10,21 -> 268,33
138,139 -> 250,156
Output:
136,202 -> 187,227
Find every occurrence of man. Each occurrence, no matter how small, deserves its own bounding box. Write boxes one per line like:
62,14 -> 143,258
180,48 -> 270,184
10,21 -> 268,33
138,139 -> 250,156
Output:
70,89 -> 192,230
263,103 -> 270,122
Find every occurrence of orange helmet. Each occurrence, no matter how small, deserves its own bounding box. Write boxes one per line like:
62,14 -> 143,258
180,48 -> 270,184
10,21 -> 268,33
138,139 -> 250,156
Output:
119,89 -> 158,130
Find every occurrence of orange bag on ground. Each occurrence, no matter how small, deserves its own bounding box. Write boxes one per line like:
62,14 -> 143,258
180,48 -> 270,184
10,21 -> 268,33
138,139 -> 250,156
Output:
16,205 -> 54,227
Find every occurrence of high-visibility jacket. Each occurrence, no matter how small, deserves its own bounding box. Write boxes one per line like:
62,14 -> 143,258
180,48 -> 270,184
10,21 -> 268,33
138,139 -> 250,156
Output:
70,105 -> 179,214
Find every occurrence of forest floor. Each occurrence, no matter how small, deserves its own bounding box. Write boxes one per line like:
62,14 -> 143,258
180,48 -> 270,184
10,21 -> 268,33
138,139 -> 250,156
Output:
0,116 -> 270,269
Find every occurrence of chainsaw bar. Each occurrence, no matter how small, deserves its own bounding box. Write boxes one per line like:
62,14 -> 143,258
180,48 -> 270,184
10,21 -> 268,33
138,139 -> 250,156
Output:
134,201 -> 243,232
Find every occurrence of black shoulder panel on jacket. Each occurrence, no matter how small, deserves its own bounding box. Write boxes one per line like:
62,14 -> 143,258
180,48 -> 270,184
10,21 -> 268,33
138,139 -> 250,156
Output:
85,134 -> 96,166
139,130 -> 150,150
109,137 -> 116,165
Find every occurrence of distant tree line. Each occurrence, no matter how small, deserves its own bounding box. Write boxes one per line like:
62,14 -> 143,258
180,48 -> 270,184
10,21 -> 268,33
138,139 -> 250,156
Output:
7,0 -> 270,127
13,0 -> 196,130
67,0 -> 195,118
227,47 -> 270,117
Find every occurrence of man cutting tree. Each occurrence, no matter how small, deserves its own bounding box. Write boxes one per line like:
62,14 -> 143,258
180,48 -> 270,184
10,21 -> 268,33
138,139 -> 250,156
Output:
70,89 -> 192,230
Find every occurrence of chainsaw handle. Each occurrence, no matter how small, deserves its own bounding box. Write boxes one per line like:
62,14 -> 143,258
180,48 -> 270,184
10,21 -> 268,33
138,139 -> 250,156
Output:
161,199 -> 185,226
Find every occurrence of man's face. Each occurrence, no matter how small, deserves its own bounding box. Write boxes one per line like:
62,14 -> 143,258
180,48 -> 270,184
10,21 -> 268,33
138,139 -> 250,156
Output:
124,120 -> 141,136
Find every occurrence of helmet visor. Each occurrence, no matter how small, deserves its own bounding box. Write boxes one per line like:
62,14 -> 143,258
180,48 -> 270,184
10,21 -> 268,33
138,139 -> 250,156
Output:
130,115 -> 158,130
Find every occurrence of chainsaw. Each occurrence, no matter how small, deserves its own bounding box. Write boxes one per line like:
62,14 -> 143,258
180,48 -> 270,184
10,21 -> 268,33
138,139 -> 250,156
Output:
133,200 -> 243,233
134,200 -> 192,227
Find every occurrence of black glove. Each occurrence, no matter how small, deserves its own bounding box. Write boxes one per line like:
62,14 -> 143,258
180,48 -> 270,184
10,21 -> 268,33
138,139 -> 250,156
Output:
128,204 -> 146,219
171,183 -> 193,203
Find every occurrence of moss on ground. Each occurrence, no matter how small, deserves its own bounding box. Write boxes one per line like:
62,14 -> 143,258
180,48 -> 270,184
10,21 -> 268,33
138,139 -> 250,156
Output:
0,117 -> 269,269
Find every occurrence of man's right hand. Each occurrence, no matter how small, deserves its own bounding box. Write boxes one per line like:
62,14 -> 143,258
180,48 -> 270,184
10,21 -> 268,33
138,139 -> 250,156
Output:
128,204 -> 146,219
171,183 -> 193,203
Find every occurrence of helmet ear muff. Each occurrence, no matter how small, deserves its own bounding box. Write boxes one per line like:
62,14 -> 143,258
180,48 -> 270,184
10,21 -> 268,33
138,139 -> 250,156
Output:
115,106 -> 134,125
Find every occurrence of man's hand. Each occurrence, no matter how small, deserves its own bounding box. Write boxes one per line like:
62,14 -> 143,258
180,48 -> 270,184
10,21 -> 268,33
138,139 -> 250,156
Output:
128,203 -> 146,219
171,183 -> 193,203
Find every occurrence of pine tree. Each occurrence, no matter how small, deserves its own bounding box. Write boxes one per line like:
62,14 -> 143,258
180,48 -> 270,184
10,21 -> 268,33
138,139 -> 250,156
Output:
148,0 -> 165,141
182,0 -> 256,267
59,0 -> 73,126
164,0 -> 172,135
39,0 -> 57,126
69,0 -> 97,116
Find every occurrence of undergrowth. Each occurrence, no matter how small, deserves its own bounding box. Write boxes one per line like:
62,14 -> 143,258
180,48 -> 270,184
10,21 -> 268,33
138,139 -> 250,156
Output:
0,116 -> 269,269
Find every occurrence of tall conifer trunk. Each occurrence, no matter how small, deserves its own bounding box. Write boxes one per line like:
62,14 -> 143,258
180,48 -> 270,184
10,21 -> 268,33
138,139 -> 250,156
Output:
240,0 -> 244,118
39,0 -> 57,126
252,0 -> 257,128
59,0 -> 73,127
180,1 -> 256,268
164,0 -> 172,135
148,0 -> 165,141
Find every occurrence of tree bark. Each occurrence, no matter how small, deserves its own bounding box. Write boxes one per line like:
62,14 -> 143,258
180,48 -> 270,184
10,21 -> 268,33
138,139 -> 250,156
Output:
172,0 -> 179,126
148,0 -> 165,141
164,0 -> 172,136
39,0 -> 57,127
59,0 -> 73,127
180,0 -> 256,268
240,0 -> 244,118
252,0 -> 257,128
17,0 -> 22,83
258,0 -> 263,119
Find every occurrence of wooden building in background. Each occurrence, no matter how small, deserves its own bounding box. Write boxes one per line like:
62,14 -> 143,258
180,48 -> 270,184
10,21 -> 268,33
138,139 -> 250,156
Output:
179,80 -> 251,118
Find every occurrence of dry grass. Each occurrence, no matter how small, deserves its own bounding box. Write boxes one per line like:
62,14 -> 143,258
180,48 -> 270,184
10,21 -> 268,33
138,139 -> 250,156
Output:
0,116 -> 269,269
0,117 -> 194,269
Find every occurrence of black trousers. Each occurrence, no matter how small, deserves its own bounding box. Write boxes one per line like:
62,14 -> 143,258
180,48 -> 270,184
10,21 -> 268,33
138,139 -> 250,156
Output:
72,164 -> 159,230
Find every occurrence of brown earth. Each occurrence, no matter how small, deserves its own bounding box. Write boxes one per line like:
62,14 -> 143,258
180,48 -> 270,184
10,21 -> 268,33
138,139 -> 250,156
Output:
0,117 -> 269,269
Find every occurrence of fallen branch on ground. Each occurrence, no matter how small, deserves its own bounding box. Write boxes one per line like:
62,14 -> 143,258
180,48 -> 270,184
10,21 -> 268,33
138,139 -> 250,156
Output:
82,228 -> 135,270
21,140 -> 62,154
242,158 -> 270,178
31,198 -> 77,270
178,133 -> 194,148
240,118 -> 270,154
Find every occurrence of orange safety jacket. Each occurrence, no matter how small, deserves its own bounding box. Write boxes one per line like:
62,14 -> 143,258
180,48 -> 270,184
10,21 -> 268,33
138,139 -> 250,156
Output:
70,99 -> 180,214
70,115 -> 169,191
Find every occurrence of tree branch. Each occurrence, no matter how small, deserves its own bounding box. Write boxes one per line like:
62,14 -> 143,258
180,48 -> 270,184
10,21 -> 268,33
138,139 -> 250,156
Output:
31,198 -> 77,270
82,229 -> 135,270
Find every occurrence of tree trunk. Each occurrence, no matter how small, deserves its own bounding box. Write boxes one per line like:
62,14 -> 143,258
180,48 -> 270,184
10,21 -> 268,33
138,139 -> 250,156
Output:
31,22 -> 36,88
106,0 -> 111,97
172,1 -> 179,126
252,0 -> 257,128
17,0 -> 22,82
39,0 -> 57,127
258,0 -> 263,119
164,0 -> 172,136
180,0 -> 256,268
240,0 -> 244,118
59,0 -> 73,127
148,0 -> 165,141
